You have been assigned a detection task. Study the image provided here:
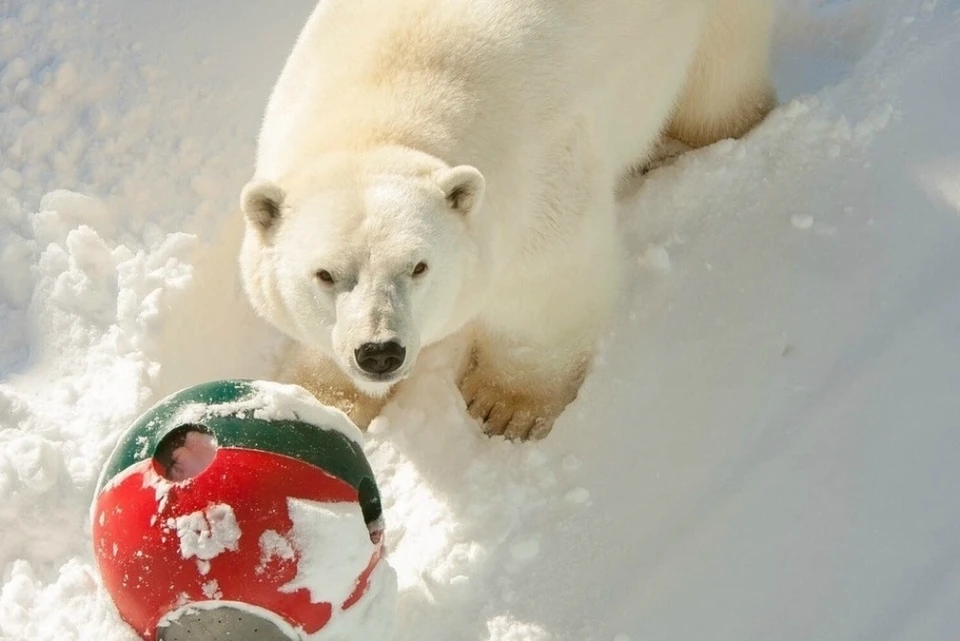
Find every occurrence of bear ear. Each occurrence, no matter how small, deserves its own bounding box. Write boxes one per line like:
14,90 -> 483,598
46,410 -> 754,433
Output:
436,165 -> 485,217
240,179 -> 285,231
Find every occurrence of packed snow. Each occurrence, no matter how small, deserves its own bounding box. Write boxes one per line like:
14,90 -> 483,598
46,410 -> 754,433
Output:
167,504 -> 242,568
2,0 -> 960,640
167,380 -> 367,444
279,499 -> 377,607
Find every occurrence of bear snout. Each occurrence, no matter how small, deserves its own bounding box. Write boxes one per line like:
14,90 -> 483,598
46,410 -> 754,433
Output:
354,341 -> 406,375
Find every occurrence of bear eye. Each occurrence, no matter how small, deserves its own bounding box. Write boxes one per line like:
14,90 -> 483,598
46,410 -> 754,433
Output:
316,269 -> 334,284
412,261 -> 428,277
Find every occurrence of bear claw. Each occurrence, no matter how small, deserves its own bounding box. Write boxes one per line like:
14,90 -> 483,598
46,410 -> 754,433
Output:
459,369 -> 558,442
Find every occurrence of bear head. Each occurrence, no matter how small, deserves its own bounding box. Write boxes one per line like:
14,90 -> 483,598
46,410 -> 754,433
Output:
238,147 -> 485,397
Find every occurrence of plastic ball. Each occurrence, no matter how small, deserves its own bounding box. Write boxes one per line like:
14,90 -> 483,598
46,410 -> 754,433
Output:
90,379 -> 389,640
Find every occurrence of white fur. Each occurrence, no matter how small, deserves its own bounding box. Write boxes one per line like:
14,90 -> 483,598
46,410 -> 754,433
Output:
239,0 -> 776,436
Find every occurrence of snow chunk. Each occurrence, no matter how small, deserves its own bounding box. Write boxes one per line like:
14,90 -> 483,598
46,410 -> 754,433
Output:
484,615 -> 549,641
257,529 -> 296,574
200,580 -> 222,600
640,245 -> 673,272
167,504 -> 241,565
564,487 -> 591,505
791,214 -> 815,230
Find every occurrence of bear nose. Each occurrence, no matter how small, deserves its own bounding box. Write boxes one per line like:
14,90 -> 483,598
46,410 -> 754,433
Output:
355,341 -> 406,375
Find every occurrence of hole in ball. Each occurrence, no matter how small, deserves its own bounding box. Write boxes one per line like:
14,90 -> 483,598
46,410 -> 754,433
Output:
358,476 -> 385,544
154,424 -> 218,482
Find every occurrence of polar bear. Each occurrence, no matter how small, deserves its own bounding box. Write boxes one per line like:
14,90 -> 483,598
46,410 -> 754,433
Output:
238,0 -> 777,440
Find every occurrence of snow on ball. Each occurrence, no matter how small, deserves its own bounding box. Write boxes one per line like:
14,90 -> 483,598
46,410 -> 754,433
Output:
89,379 -> 396,641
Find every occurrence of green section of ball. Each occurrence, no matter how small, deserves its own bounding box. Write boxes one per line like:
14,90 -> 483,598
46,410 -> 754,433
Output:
95,379 -> 382,527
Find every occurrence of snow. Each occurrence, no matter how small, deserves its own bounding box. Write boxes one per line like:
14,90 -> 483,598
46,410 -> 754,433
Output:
168,379 -> 366,446
166,504 -> 242,568
1,0 -> 960,640
310,560 -> 398,641
278,499 -> 376,608
200,580 -> 221,601
258,530 -> 297,574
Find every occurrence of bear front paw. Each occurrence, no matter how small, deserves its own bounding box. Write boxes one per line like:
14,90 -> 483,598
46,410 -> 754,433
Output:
293,375 -> 389,430
458,367 -> 563,442
281,347 -> 393,429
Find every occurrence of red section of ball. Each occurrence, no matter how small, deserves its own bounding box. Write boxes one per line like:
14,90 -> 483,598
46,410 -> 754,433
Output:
92,448 -> 384,640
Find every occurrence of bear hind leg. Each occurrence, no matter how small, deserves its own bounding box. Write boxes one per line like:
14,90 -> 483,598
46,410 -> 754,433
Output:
666,0 -> 778,149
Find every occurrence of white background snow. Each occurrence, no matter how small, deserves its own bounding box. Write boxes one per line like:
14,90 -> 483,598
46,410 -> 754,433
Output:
1,0 -> 960,639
